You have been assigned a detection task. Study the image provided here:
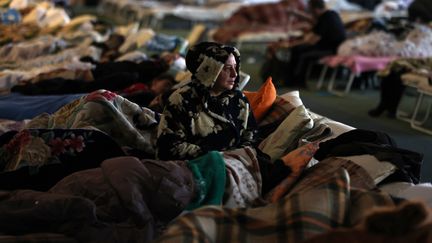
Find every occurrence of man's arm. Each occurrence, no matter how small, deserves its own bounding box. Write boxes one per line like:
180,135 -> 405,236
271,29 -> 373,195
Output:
286,7 -> 315,24
267,30 -> 320,52
303,31 -> 321,45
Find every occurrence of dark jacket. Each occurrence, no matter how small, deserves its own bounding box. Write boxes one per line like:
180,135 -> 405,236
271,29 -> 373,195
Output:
315,129 -> 423,184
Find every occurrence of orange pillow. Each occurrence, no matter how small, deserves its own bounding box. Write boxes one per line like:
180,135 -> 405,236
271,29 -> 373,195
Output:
243,76 -> 277,122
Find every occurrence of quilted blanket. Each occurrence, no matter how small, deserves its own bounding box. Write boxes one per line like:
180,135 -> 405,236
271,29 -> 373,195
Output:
24,89 -> 159,155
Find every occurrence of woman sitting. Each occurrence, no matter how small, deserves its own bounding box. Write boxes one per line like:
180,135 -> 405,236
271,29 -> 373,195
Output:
156,42 -> 319,206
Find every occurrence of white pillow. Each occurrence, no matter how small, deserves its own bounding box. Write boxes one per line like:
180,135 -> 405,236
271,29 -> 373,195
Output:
337,154 -> 396,185
379,181 -> 414,195
380,182 -> 432,208
308,111 -> 355,142
320,120 -> 355,142
279,90 -> 303,107
258,105 -> 313,162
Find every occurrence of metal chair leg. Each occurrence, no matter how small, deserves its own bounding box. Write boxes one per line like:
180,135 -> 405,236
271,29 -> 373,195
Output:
396,85 -> 420,122
328,68 -> 356,96
327,67 -> 338,92
344,72 -> 356,94
410,91 -> 432,135
316,65 -> 328,90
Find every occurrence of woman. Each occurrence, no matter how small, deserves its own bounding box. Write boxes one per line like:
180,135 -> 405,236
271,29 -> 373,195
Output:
156,42 -> 256,161
156,42 -> 319,205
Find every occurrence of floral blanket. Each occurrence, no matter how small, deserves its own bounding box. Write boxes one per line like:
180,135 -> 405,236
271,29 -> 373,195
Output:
0,90 -> 160,183
222,146 -> 262,208
25,89 -> 159,155
0,119 -> 27,135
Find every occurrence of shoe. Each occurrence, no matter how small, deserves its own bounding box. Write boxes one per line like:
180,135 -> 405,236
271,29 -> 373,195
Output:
368,108 -> 384,117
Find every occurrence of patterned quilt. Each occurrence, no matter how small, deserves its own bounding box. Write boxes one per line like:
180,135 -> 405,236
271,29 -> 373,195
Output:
24,89 -> 159,155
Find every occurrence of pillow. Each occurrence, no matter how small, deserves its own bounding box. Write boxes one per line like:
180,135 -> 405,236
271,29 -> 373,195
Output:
243,76 -> 277,122
258,105 -> 314,162
258,96 -> 297,127
379,182 -> 414,196
318,119 -> 355,142
336,155 -> 396,185
279,90 -> 303,107
381,182 -> 432,208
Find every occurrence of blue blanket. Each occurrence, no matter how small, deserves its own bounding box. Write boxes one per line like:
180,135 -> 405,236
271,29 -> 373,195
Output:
0,93 -> 84,120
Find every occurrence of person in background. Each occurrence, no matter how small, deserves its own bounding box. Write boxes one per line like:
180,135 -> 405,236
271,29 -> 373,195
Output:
263,0 -> 346,88
122,73 -> 176,112
368,0 -> 432,118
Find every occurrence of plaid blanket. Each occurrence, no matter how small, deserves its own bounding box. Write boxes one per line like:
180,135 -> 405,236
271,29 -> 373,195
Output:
155,158 -> 394,243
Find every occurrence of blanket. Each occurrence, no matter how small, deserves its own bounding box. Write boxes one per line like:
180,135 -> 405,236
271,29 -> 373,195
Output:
212,1 -> 309,44
0,156 -> 195,242
0,93 -> 84,120
155,157 -> 393,243
222,146 -> 263,208
24,89 -> 159,155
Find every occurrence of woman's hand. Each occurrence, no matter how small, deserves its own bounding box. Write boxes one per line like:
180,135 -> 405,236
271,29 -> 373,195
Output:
281,141 -> 320,169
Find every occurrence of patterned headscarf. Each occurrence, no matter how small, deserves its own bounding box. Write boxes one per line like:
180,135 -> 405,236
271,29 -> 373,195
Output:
186,42 -> 241,89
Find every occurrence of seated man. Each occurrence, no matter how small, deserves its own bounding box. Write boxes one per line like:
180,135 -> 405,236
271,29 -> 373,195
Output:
263,0 -> 346,88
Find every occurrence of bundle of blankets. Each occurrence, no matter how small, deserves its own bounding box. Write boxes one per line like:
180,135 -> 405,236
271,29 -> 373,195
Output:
211,0 -> 309,44
337,22 -> 432,57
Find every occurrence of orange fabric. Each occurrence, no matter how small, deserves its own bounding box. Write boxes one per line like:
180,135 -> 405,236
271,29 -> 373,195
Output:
243,77 -> 277,122
265,141 -> 320,203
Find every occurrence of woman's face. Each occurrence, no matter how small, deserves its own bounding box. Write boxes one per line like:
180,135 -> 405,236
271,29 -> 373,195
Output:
212,53 -> 237,94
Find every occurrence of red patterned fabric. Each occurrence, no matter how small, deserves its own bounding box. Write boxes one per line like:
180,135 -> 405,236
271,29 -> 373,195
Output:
212,0 -> 309,43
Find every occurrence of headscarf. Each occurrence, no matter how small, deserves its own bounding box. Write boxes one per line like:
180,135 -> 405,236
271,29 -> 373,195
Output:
185,42 -> 241,89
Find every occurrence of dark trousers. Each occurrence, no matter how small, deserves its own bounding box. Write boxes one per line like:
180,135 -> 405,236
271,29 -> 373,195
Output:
288,44 -> 334,87
375,70 -> 406,114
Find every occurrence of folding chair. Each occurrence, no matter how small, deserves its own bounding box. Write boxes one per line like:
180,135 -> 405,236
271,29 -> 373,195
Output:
410,81 -> 432,135
396,73 -> 424,122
